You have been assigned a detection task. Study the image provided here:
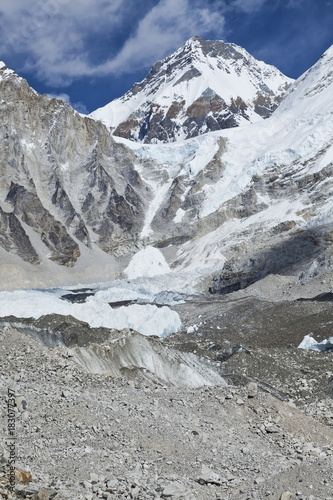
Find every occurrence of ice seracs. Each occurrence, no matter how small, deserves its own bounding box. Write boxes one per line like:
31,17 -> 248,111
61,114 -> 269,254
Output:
0,288 -> 181,337
298,334 -> 333,352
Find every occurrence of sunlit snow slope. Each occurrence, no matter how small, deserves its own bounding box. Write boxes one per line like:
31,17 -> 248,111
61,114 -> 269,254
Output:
90,36 -> 292,143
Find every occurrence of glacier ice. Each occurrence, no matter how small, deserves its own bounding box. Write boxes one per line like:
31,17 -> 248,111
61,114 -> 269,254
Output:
0,287 -> 181,337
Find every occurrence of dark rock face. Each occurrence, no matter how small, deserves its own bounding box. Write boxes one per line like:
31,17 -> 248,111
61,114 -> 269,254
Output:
79,152 -> 146,254
6,183 -> 80,267
0,207 -> 40,264
51,180 -> 90,247
182,90 -> 243,139
209,226 -> 333,295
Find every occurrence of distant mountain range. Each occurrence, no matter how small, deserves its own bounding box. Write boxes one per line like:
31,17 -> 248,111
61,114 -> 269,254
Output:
0,40 -> 333,293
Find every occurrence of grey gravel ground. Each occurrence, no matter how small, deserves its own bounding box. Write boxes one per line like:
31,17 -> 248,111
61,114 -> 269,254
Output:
0,306 -> 333,500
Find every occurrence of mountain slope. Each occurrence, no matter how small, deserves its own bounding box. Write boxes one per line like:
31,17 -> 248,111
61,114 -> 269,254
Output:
1,44 -> 333,295
90,36 -> 293,143
112,44 -> 333,292
0,61 -> 151,288
182,44 -> 333,291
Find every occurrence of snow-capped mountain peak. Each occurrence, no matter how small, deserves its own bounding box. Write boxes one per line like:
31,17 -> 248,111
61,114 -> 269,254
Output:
0,61 -> 16,82
90,36 -> 293,143
276,43 -> 333,113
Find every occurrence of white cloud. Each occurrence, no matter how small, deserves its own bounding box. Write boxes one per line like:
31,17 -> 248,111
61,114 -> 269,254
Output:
0,0 -> 127,85
101,0 -> 225,74
0,0 -> 225,85
72,101 -> 89,115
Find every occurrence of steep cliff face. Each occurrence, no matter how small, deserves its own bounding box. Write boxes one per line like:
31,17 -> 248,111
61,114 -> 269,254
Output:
0,206 -> 40,264
0,61 -> 149,281
90,36 -> 293,143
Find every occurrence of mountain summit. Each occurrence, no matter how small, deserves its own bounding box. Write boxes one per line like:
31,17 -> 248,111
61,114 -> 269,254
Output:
90,36 -> 293,143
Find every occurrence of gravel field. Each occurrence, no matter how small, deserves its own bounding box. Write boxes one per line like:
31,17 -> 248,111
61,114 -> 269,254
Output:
1,281 -> 333,500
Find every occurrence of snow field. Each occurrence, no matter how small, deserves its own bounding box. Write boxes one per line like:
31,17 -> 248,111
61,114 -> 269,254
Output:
124,246 -> 171,278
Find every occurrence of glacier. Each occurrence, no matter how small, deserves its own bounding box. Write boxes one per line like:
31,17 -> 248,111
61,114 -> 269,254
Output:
298,334 -> 333,352
0,286 -> 182,337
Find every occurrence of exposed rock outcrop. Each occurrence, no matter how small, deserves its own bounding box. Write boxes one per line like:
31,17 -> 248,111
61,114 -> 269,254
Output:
0,62 -> 150,272
6,183 -> 80,266
0,206 -> 40,264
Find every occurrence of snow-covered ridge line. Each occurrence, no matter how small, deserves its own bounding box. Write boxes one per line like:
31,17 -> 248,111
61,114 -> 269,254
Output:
0,61 -> 16,82
90,36 -> 293,143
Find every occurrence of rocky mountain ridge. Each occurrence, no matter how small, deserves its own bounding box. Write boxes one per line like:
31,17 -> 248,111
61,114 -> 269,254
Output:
0,44 -> 333,296
90,36 -> 293,143
0,60 -> 152,287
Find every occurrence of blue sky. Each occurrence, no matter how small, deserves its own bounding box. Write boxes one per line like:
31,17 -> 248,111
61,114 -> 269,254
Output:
1,0 -> 332,114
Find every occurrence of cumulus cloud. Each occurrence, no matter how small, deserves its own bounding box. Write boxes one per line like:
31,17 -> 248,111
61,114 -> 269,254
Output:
0,0 -> 127,85
0,0 -> 225,85
72,101 -> 89,115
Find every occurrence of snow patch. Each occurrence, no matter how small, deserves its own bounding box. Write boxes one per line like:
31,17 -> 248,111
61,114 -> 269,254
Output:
60,162 -> 69,171
20,139 -> 36,153
124,246 -> 171,279
317,144 -> 333,172
174,208 -> 186,223
140,179 -> 173,238
175,230 -> 226,273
